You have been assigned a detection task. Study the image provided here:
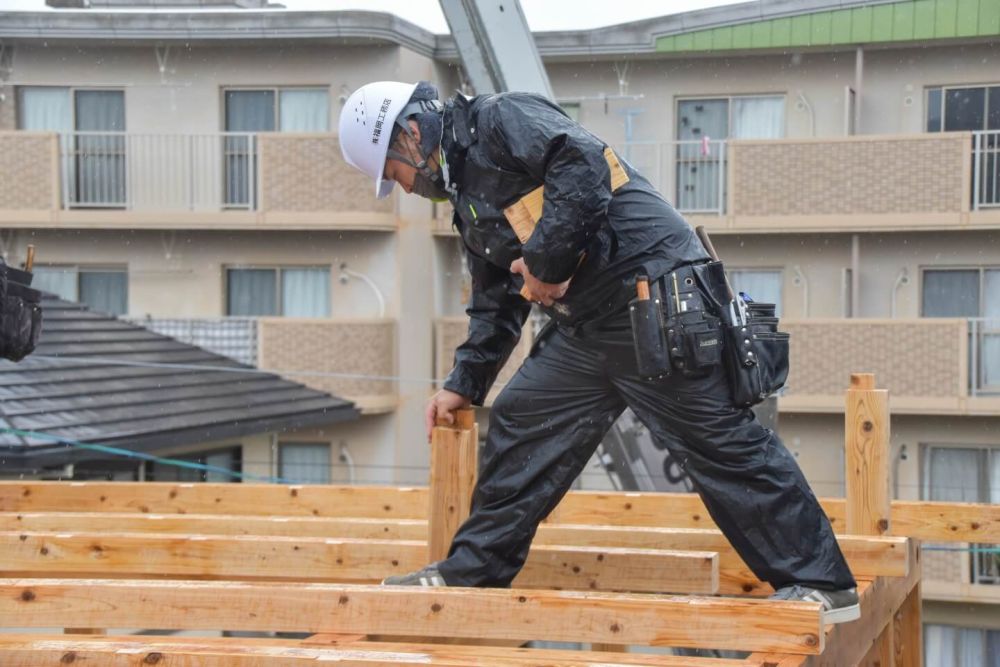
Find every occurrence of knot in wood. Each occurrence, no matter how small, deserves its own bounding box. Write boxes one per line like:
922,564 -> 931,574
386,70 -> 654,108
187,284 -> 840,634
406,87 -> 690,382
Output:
862,420 -> 874,432
20,589 -> 35,602
804,633 -> 819,647
609,623 -> 621,634
143,653 -> 163,664
60,652 -> 76,664
431,603 -> 442,613
878,519 -> 890,532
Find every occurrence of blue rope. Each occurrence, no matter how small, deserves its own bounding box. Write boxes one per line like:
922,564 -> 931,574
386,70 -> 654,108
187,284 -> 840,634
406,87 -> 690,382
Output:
1,427 -> 291,484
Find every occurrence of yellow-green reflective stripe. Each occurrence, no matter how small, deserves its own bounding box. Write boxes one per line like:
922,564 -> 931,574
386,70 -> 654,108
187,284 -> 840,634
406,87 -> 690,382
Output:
469,203 -> 477,219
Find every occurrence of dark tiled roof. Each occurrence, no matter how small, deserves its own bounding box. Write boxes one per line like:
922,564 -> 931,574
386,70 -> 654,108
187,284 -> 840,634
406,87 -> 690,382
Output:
0,296 -> 358,468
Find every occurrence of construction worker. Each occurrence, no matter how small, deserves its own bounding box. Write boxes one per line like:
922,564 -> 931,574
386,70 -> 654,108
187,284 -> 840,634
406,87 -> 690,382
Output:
338,81 -> 860,624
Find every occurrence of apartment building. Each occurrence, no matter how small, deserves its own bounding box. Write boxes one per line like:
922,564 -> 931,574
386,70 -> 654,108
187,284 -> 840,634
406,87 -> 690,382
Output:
0,0 -> 998,660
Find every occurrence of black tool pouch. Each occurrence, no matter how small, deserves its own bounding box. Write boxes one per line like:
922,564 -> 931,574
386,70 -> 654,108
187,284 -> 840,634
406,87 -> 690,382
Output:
629,281 -> 671,380
662,267 -> 723,379
0,259 -> 43,362
721,300 -> 789,408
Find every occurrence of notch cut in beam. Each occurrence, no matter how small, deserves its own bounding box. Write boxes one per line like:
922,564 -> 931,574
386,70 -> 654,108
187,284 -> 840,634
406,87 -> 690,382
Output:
0,578 -> 823,654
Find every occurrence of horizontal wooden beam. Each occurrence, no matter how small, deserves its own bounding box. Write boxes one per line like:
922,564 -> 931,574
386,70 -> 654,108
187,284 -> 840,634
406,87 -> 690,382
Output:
0,532 -> 718,595
5,483 -> 993,543
0,578 -> 824,653
0,634 -> 745,666
0,482 -> 427,518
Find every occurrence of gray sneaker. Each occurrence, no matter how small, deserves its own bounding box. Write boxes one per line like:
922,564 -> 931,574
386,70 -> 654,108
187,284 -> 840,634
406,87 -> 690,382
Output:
769,585 -> 860,624
382,563 -> 449,587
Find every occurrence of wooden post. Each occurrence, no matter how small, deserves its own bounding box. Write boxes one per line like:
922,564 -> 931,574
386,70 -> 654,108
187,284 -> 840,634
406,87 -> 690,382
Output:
428,409 -> 478,563
845,373 -> 890,537
846,373 -> 920,666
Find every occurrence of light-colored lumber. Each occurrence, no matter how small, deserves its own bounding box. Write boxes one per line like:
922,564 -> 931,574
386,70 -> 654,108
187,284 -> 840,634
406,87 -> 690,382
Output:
0,634 -> 744,666
0,481 -> 427,518
0,578 -> 825,653
429,410 -> 478,562
894,581 -> 922,667
0,512 -> 428,540
845,373 -> 891,537
0,532 -> 718,594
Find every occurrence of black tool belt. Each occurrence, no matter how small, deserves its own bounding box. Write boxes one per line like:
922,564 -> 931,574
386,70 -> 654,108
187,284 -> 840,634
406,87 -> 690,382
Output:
0,259 -> 42,362
628,260 -> 789,407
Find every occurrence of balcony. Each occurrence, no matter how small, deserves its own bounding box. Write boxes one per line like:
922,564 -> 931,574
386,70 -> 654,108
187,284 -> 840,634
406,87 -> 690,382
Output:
616,131 -> 1000,233
434,316 -> 535,407
130,317 -> 398,414
0,131 -> 397,231
922,542 -> 1000,604
778,317 -> 999,415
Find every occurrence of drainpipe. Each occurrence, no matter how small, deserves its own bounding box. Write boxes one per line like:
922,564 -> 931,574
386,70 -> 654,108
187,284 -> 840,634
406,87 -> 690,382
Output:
851,234 -> 860,318
338,442 -> 356,484
792,265 -> 809,317
890,267 -> 910,318
892,444 -> 908,500
854,46 -> 864,134
795,92 -> 815,137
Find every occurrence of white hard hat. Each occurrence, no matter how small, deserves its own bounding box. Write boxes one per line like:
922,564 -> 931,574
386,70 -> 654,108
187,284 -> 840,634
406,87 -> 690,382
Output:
339,81 -> 418,199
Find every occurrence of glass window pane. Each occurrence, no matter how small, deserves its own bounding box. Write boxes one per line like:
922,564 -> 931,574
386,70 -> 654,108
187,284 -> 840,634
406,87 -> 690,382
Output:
79,270 -> 127,316
944,87 -> 986,132
281,267 -> 330,317
227,268 -> 277,316
922,270 -> 980,317
924,624 -> 955,666
729,269 -> 783,316
559,102 -> 580,122
926,87 -> 942,132
732,96 -> 784,139
204,450 -> 239,483
279,89 -> 329,132
677,99 -> 728,141
17,87 -> 72,131
74,90 -> 125,131
926,447 -> 981,502
225,90 -> 275,132
32,266 -> 78,301
280,443 -> 331,484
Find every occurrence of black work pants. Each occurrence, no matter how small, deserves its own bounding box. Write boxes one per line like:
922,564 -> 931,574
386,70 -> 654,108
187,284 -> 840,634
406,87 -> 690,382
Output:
436,311 -> 857,592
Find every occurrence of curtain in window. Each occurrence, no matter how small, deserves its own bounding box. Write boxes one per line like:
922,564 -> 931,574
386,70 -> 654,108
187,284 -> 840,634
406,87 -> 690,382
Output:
32,266 -> 78,302
227,269 -> 277,316
279,89 -> 329,132
729,270 -> 783,316
281,268 -> 330,317
922,270 -> 980,317
982,270 -> 1000,389
79,271 -> 127,316
73,90 -> 126,206
732,96 -> 785,139
204,450 -> 238,483
926,447 -> 980,502
17,87 -> 72,131
280,443 -> 331,484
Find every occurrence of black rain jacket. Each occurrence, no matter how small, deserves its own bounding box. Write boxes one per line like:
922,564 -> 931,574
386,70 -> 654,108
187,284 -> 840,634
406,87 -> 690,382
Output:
441,92 -> 709,405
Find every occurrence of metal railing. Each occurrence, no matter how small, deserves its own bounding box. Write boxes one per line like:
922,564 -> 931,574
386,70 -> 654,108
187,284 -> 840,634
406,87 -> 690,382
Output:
616,139 -> 727,214
973,130 -> 1000,210
124,317 -> 259,366
59,132 -> 258,211
969,317 -> 1000,396
973,545 -> 1000,585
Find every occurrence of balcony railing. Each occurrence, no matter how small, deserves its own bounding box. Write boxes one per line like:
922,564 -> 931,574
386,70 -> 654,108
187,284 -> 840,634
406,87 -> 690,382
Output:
123,316 -> 398,414
616,140 -> 727,214
59,132 -> 258,211
973,130 -> 1000,210
434,316 -> 534,406
969,317 -> 1000,396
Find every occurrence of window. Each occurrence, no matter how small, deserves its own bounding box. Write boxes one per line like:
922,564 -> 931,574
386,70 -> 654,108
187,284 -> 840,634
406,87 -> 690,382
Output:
558,102 -> 580,122
925,624 -> 1000,665
922,268 -> 1000,391
18,86 -> 126,207
728,269 -> 782,317
922,444 -> 1000,584
222,87 -> 328,206
279,443 -> 331,484
674,95 -> 784,212
226,266 -> 330,317
147,447 -> 241,483
926,85 -> 1000,132
33,265 -> 128,315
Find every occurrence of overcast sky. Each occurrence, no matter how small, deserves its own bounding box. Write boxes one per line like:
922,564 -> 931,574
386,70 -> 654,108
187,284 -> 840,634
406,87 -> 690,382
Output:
0,0 -> 746,33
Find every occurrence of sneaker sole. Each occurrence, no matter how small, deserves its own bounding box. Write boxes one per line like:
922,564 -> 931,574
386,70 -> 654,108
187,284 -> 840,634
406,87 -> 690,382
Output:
823,603 -> 861,624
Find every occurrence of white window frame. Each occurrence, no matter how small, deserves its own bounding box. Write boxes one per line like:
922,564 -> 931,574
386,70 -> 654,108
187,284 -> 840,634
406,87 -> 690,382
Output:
925,82 -> 1000,133
221,86 -> 331,132
674,93 -> 787,140
224,264 -> 331,317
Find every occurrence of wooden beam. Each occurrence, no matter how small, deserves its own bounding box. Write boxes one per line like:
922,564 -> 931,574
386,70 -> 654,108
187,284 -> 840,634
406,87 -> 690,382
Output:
429,410 -> 478,562
0,532 -> 718,595
0,482 -> 428,518
0,578 -> 824,653
845,373 -> 891,537
0,634 -> 745,666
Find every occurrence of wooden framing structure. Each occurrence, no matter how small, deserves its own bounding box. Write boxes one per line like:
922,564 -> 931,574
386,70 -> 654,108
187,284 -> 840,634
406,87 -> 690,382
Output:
0,373 -> 995,665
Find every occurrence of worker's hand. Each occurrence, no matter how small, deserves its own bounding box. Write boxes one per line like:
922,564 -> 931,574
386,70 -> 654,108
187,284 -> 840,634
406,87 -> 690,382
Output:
510,258 -> 571,306
425,389 -> 472,442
